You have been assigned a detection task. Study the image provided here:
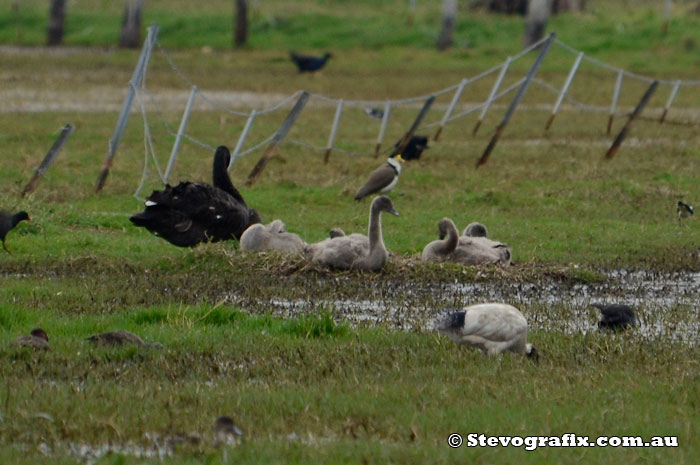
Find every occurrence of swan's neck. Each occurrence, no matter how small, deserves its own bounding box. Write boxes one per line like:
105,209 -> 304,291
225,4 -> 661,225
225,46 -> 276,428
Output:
362,205 -> 387,268
437,220 -> 458,255
213,154 -> 246,205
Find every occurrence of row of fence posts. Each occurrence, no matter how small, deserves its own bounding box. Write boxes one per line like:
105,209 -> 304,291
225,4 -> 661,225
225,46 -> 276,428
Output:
93,26 -> 693,193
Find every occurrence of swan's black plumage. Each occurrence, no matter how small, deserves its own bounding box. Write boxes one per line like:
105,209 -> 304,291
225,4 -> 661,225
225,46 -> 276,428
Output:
130,146 -> 261,247
593,303 -> 637,331
0,210 -> 30,253
289,51 -> 332,73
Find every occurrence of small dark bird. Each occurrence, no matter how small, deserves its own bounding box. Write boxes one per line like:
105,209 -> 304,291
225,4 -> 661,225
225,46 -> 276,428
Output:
592,304 -> 637,331
0,210 -> 30,253
354,155 -> 404,201
130,146 -> 261,247
677,201 -> 694,226
12,328 -> 50,350
289,51 -> 332,73
364,107 -> 384,120
396,135 -> 429,161
215,416 -> 244,444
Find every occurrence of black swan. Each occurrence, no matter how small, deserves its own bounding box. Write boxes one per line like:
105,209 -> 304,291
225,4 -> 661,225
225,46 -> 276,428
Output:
0,210 -> 30,253
130,146 -> 261,247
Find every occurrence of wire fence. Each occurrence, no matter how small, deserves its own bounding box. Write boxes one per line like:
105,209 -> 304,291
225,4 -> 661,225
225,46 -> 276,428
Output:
132,34 -> 700,198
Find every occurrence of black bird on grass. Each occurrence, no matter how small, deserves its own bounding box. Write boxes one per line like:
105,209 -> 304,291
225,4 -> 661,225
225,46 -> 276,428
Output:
215,416 -> 244,444
289,51 -> 332,73
592,303 -> 637,331
677,201 -> 694,226
364,107 -> 384,120
396,135 -> 429,161
0,210 -> 30,253
130,146 -> 261,247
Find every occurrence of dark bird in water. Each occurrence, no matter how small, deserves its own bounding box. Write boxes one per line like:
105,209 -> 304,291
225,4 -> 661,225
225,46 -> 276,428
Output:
677,201 -> 694,226
12,328 -> 50,350
354,155 -> 404,201
592,303 -> 637,331
215,416 -> 244,444
289,51 -> 332,73
395,135 -> 429,161
364,107 -> 384,120
130,146 -> 261,247
0,210 -> 30,253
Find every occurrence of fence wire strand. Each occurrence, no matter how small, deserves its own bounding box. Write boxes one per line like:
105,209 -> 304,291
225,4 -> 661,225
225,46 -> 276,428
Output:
130,37 -> 699,188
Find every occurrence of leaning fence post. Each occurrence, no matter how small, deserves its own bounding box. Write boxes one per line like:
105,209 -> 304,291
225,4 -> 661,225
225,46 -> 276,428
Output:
374,101 -> 392,157
392,95 -> 435,157
476,32 -> 556,168
95,24 -> 160,192
246,91 -> 310,186
545,51 -> 583,131
434,79 -> 467,141
229,109 -> 257,169
605,80 -> 659,160
608,70 -> 623,135
163,85 -> 198,185
22,123 -> 75,197
659,80 -> 681,124
324,99 -> 344,164
473,56 -> 511,135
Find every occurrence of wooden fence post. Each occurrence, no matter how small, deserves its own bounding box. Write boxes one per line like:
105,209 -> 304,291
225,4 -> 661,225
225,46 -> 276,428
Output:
22,124 -> 75,197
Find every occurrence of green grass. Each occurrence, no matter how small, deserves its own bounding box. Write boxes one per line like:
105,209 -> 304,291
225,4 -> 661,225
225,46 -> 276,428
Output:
1,1 -> 699,463
0,305 -> 697,464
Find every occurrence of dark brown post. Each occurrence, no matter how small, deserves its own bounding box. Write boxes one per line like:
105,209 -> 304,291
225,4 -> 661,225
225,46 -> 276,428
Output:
605,80 -> 659,160
22,124 -> 75,197
120,0 -> 143,48
246,92 -> 310,186
47,0 -> 66,46
234,0 -> 248,47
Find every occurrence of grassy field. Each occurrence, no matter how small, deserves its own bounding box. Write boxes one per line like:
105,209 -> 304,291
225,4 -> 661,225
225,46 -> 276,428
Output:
1,1 -> 699,464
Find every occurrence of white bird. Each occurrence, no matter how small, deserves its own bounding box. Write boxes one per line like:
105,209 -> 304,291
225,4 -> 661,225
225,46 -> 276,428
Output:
436,303 -> 538,361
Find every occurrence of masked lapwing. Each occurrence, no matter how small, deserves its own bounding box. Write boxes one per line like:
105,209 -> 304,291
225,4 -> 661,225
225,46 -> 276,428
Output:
354,155 -> 404,201
677,201 -> 694,226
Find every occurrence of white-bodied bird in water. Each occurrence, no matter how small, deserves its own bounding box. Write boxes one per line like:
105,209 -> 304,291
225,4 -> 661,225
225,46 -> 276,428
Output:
677,201 -> 694,226
436,303 -> 538,361
592,303 -> 636,331
354,155 -> 404,201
